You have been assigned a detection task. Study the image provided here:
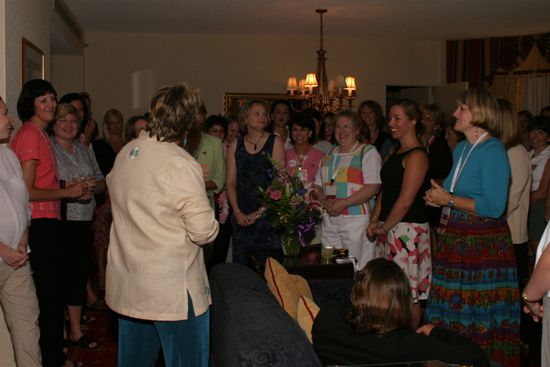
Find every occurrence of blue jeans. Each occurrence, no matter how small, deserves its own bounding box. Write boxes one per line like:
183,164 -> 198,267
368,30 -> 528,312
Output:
117,295 -> 209,367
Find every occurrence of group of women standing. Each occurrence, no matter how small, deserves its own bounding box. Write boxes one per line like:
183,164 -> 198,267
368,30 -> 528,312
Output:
226,91 -> 523,366
2,79 -> 536,367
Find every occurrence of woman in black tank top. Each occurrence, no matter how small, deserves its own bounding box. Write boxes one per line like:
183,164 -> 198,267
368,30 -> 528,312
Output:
367,99 -> 431,329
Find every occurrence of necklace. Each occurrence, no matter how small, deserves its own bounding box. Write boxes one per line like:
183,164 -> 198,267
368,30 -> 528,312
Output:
294,146 -> 310,170
246,132 -> 265,151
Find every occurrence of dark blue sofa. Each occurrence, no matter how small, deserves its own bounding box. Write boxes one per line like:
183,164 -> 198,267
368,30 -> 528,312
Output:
209,263 -> 353,367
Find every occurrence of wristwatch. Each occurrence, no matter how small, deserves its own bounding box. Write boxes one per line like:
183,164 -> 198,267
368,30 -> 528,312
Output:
447,194 -> 455,208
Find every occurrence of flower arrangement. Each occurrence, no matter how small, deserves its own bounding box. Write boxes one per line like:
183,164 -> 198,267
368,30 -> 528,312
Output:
258,157 -> 322,256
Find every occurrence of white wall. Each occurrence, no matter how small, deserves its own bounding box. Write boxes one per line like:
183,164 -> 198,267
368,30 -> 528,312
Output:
0,0 -> 6,99
83,32 -> 443,123
51,54 -> 84,96
4,0 -> 51,128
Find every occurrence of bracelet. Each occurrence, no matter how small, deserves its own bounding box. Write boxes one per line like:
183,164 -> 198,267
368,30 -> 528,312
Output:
381,225 -> 389,233
345,198 -> 351,207
522,291 -> 540,304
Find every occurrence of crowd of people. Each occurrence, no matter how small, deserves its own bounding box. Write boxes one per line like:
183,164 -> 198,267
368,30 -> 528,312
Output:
1,78 -> 550,367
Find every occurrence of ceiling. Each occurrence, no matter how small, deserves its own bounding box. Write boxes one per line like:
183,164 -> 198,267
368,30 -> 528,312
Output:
59,0 -> 550,47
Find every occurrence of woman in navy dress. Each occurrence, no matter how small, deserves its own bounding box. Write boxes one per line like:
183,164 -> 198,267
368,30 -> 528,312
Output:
226,100 -> 285,267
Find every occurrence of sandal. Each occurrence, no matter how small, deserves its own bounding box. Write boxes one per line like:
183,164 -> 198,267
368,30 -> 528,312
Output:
81,313 -> 96,322
70,334 -> 98,349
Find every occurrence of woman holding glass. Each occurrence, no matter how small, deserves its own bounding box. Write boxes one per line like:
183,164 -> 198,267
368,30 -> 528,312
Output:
314,110 -> 381,269
11,79 -> 86,367
51,103 -> 105,349
424,88 -> 520,366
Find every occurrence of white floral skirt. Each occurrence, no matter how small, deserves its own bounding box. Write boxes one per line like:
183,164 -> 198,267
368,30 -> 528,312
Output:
376,221 -> 431,302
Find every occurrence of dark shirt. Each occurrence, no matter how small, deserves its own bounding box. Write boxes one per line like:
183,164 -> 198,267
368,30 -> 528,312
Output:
379,147 -> 429,223
92,138 -> 118,205
427,135 -> 452,183
312,302 -> 489,367
426,135 -> 453,226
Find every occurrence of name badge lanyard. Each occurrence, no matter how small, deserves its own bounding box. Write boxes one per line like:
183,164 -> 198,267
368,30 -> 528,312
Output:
439,132 -> 487,231
330,141 -> 359,183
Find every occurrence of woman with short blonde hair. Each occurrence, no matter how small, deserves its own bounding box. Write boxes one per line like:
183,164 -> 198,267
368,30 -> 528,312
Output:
425,88 -> 520,366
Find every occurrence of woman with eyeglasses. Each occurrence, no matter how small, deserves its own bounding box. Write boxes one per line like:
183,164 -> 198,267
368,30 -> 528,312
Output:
50,103 -> 105,350
313,110 -> 381,269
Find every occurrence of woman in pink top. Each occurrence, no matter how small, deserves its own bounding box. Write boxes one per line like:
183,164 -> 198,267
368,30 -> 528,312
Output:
285,111 -> 325,185
11,79 -> 86,367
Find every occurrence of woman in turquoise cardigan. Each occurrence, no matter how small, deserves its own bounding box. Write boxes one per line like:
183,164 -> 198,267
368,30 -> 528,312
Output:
424,88 -> 520,367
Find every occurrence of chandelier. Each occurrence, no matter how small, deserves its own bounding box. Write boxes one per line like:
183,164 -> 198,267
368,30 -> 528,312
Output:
286,9 -> 357,112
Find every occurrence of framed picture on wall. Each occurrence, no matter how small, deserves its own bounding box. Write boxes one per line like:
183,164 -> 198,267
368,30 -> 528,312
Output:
22,38 -> 44,83
223,92 -> 312,118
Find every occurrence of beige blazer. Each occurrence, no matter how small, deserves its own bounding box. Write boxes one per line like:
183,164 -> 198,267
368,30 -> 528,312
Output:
105,133 -> 219,321
506,145 -> 531,244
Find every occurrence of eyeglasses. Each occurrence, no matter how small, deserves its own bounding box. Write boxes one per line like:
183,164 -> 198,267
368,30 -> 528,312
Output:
208,127 -> 224,133
335,124 -> 354,131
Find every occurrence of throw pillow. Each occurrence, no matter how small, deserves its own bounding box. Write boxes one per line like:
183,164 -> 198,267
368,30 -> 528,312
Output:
297,295 -> 320,343
265,257 -> 312,319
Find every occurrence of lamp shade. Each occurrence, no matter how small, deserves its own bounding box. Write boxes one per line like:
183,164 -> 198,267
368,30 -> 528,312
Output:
287,77 -> 298,91
304,73 -> 319,88
344,77 -> 356,90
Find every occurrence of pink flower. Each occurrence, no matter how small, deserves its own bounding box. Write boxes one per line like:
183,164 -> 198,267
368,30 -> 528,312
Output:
270,190 -> 282,200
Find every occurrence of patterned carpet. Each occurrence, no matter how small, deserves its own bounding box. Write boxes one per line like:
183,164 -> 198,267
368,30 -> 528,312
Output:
67,306 -> 118,367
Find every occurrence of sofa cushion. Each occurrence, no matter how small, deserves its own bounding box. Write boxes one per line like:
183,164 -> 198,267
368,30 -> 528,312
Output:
210,263 -> 322,367
297,296 -> 320,343
265,257 -> 313,319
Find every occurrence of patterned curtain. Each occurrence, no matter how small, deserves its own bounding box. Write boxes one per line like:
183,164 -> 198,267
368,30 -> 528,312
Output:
536,33 -> 550,63
446,39 -> 493,88
447,32 -> 550,85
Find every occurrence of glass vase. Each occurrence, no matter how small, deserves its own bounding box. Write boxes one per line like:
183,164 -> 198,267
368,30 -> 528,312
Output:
281,233 -> 301,257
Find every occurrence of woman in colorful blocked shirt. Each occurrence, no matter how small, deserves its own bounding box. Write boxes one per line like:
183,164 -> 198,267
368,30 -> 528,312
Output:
11,79 -> 87,367
314,110 -> 381,269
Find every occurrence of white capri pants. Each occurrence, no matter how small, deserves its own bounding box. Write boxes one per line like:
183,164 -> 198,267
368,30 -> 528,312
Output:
321,213 -> 375,270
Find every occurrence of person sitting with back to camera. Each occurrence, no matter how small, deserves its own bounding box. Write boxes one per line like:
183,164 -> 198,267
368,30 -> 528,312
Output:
312,258 -> 489,367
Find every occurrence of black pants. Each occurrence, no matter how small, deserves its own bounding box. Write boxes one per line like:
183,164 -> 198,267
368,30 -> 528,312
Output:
29,218 -> 66,367
63,220 -> 93,306
206,218 -> 232,273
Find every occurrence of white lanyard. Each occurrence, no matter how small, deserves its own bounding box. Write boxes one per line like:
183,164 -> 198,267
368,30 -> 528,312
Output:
330,141 -> 359,182
449,132 -> 488,193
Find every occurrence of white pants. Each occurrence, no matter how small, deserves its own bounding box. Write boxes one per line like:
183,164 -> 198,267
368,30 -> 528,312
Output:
321,214 -> 375,270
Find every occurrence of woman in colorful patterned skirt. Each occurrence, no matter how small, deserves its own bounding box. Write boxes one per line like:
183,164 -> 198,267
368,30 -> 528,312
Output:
367,99 -> 431,329
424,88 -> 520,366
